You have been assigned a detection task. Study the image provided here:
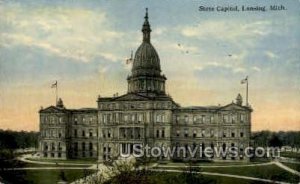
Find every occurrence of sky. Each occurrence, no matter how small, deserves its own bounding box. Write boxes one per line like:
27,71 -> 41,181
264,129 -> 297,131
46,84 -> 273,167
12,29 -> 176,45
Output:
0,0 -> 299,131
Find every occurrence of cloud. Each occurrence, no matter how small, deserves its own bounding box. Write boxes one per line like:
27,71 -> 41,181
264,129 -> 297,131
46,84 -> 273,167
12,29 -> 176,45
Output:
180,20 -> 272,46
265,51 -> 278,60
0,4 -> 123,63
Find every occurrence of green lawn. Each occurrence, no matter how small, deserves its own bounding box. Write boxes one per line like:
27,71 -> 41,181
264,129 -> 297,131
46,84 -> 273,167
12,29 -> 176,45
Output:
155,164 -> 299,183
0,169 -> 96,184
281,162 -> 300,172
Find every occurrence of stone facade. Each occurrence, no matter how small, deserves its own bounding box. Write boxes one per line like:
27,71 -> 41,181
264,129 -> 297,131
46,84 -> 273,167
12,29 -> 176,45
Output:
39,10 -> 252,161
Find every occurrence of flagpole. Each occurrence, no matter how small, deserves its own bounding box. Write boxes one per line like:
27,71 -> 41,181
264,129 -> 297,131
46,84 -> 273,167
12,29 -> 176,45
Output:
246,76 -> 248,106
56,81 -> 58,105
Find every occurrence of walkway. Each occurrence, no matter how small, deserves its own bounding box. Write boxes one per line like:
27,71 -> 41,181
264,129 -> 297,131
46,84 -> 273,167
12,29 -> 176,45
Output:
274,161 -> 300,177
17,154 -> 93,166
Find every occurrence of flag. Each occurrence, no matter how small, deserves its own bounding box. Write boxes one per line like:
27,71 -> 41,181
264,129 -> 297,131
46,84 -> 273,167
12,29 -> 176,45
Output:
125,50 -> 133,64
51,81 -> 57,88
241,76 -> 248,84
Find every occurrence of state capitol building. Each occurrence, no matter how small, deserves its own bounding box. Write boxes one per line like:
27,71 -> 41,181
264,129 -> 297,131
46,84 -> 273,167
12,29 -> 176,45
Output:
39,9 -> 252,162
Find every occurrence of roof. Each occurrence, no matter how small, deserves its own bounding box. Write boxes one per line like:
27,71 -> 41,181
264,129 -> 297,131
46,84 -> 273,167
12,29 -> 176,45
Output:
176,103 -> 252,112
97,92 -> 175,102
39,106 -> 97,114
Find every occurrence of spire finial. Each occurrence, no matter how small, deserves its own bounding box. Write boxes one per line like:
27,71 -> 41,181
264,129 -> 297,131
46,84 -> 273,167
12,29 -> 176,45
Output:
142,8 -> 151,42
145,8 -> 148,20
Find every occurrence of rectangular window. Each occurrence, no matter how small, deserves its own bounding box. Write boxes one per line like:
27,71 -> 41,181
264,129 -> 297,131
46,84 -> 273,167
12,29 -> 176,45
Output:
102,130 -> 106,138
176,130 -> 180,137
184,129 -> 188,138
193,130 -> 197,138
231,132 -> 235,137
176,115 -> 180,123
138,114 -> 143,123
240,132 -> 244,137
201,115 -> 205,123
162,129 -> 165,138
184,116 -> 189,123
156,130 -> 159,138
108,129 -> 111,138
74,129 -> 77,137
193,116 -> 197,123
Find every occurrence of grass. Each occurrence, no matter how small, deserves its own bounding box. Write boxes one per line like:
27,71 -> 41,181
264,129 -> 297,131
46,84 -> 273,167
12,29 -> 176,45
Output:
155,164 -> 299,183
200,164 -> 299,183
0,169 -> 96,184
281,162 -> 300,172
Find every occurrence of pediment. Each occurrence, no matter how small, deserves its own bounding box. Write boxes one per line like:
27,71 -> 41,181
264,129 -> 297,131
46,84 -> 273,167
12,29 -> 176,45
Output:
219,103 -> 250,112
113,93 -> 150,101
39,106 -> 67,113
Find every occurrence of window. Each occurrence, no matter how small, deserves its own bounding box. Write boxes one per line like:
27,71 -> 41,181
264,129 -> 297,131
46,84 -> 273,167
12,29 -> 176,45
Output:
202,130 -> 205,137
176,115 -> 180,123
162,129 -> 165,138
184,129 -> 188,138
240,132 -> 244,137
210,130 -> 214,137
184,115 -> 189,123
162,115 -> 166,122
210,116 -> 214,123
124,115 -> 128,122
232,114 -> 237,123
82,130 -> 85,137
231,132 -> 235,137
241,114 -> 245,123
51,142 -> 55,151
89,142 -> 93,150
176,130 -> 180,137
89,130 -> 93,137
193,130 -> 197,138
156,130 -> 159,138
74,117 -> 78,124
131,114 -> 136,122
201,115 -> 205,123
74,129 -> 77,137
193,116 -> 197,123
223,131 -> 226,138
82,142 -> 85,151
108,129 -> 111,138
74,142 -> 78,151
138,114 -> 143,123
44,143 -> 48,151
102,130 -> 106,138
223,115 -> 229,123
156,114 -> 161,123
